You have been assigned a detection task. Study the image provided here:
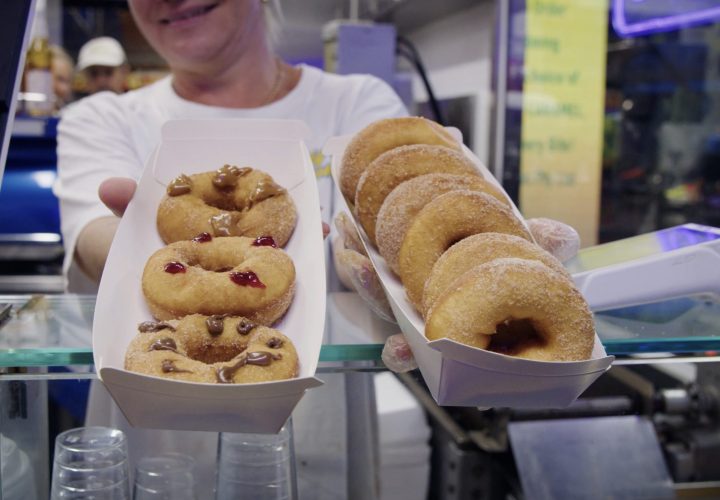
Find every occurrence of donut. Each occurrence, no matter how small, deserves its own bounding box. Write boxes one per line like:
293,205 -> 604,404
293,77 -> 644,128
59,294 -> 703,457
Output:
425,258 -> 594,361
355,145 -> 481,245
339,117 -> 461,202
141,235 -> 295,324
422,233 -> 569,317
157,165 -> 297,246
376,173 -> 511,275
124,314 -> 299,383
398,190 -> 532,309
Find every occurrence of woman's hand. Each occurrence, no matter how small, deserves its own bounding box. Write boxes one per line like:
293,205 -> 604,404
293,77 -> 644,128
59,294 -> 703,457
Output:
99,177 -> 137,217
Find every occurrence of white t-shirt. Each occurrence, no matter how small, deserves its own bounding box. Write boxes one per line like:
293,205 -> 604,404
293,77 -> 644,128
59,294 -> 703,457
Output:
55,64 -> 407,292
54,64 -> 407,497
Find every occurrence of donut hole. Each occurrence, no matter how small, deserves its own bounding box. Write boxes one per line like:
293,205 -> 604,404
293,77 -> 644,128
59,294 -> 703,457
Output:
183,254 -> 239,273
487,318 -> 547,356
199,192 -> 241,211
185,341 -> 247,364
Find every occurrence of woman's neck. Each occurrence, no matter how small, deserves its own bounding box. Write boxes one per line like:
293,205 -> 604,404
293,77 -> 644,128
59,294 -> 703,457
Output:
171,42 -> 281,108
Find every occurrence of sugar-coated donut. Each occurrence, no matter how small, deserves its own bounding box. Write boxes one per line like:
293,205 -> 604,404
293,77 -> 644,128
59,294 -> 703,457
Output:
157,165 -> 297,246
376,173 -> 510,275
124,314 -> 299,383
422,233 -> 569,317
425,258 -> 594,361
355,145 -> 481,245
398,190 -> 532,309
339,117 -> 460,202
142,236 -> 295,324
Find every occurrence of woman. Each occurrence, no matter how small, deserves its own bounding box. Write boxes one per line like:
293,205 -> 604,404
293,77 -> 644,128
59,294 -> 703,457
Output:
54,0 -> 406,495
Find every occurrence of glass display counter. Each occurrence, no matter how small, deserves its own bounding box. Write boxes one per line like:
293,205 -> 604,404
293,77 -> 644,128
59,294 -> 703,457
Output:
1,292 -> 720,500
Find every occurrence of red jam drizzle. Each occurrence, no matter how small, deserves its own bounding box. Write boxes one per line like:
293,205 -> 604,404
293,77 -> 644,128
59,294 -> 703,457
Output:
192,232 -> 212,243
229,271 -> 265,288
252,236 -> 277,248
164,262 -> 186,274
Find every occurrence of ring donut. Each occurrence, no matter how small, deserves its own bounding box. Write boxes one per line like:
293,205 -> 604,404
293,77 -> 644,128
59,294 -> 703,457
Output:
355,145 -> 481,245
376,173 -> 510,275
398,190 -> 532,309
339,117 -> 460,202
425,258 -> 594,361
157,165 -> 297,246
124,314 -> 299,383
141,235 -> 295,324
422,232 -> 569,318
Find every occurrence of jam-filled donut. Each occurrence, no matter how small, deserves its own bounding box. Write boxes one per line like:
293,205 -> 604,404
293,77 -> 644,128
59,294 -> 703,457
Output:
339,117 -> 460,202
124,314 -> 299,383
422,233 -> 569,318
355,145 -> 481,245
376,173 -> 510,275
398,190 -> 532,310
142,235 -> 295,325
425,258 -> 595,361
157,165 -> 297,246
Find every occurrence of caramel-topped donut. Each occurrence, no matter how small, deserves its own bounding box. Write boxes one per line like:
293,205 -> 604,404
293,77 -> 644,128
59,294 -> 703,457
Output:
355,145 -> 481,245
124,314 -> 299,383
398,190 -> 532,310
157,165 -> 297,246
425,258 -> 594,361
422,233 -> 569,318
376,173 -> 510,275
141,235 -> 295,325
339,117 -> 460,202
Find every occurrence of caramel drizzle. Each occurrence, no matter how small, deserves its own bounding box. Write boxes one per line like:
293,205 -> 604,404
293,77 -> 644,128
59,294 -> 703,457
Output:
161,359 -> 193,374
237,319 -> 257,335
167,174 -> 192,196
249,180 -> 285,207
215,351 -> 282,383
206,315 -> 225,336
149,337 -> 179,353
139,321 -> 176,333
209,212 -> 239,237
212,165 -> 251,190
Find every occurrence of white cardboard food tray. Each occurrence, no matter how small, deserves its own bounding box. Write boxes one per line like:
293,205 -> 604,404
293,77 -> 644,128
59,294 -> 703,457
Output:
324,131 -> 614,408
93,119 -> 325,433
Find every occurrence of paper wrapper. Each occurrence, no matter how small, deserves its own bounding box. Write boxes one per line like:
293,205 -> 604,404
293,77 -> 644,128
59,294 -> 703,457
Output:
93,119 -> 325,433
324,130 -> 613,408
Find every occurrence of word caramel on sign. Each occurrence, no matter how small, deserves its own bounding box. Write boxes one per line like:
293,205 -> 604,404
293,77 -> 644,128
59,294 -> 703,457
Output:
519,0 -> 608,246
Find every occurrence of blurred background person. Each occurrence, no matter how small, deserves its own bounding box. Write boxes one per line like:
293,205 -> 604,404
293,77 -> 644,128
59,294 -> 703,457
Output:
76,36 -> 130,95
50,45 -> 74,111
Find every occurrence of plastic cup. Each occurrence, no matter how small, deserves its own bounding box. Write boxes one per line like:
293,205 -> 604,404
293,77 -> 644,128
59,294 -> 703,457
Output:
133,453 -> 196,500
50,426 -> 130,500
215,420 -> 296,500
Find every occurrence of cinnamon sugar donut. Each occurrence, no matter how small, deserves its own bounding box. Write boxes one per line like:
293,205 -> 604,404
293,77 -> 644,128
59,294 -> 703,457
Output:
157,165 -> 297,246
142,235 -> 295,325
398,190 -> 532,309
355,145 -> 481,245
339,117 -> 460,202
422,233 -> 569,317
124,314 -> 299,383
376,173 -> 510,275
425,258 -> 594,361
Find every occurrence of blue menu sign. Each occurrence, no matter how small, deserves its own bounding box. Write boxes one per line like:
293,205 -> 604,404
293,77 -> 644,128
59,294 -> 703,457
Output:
612,0 -> 720,37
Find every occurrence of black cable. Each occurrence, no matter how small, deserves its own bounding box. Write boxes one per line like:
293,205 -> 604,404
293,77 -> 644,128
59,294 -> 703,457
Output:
396,36 -> 446,125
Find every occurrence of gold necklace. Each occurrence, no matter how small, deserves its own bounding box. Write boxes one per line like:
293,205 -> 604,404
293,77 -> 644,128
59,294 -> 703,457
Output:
263,58 -> 284,106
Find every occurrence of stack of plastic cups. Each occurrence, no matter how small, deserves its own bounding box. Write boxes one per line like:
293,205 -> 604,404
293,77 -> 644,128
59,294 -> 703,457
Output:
50,426 -> 130,499
215,420 -> 296,500
133,453 -> 196,499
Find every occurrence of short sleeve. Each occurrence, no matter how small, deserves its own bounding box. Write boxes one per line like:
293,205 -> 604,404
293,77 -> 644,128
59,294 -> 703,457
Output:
53,93 -> 145,290
337,75 -> 409,134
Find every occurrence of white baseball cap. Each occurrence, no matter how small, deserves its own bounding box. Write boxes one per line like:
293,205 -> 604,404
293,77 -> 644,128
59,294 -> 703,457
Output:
77,37 -> 127,71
